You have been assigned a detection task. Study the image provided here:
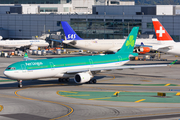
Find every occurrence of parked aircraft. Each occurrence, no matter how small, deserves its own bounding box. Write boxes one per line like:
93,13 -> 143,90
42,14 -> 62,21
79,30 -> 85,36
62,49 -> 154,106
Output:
4,27 -> 171,88
152,18 -> 180,55
61,21 -> 158,54
0,36 -> 49,51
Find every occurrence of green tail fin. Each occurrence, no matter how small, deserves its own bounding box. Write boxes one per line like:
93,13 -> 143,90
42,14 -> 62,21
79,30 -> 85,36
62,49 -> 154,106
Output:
116,27 -> 139,54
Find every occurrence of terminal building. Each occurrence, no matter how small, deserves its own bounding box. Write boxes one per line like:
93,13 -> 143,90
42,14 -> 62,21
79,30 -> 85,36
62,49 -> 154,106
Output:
0,0 -> 179,42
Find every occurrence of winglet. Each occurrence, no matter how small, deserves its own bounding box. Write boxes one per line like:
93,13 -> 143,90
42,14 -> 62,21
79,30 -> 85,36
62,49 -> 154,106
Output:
24,53 -> 28,58
23,53 -> 35,61
169,60 -> 178,65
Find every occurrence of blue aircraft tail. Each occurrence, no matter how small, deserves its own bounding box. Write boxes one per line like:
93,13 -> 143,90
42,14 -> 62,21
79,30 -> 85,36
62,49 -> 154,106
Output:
61,21 -> 83,40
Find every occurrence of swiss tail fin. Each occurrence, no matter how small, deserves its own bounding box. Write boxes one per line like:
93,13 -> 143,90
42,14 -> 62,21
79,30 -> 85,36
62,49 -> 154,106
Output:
61,21 -> 83,40
152,18 -> 173,41
116,27 -> 139,54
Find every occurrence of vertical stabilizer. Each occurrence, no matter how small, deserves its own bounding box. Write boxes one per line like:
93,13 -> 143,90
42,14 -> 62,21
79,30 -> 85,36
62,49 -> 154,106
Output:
152,18 -> 173,41
116,27 -> 139,54
61,21 -> 83,40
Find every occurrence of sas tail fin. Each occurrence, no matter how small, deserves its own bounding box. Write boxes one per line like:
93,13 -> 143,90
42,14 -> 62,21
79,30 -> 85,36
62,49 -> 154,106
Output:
152,18 -> 174,42
61,21 -> 83,40
116,27 -> 139,54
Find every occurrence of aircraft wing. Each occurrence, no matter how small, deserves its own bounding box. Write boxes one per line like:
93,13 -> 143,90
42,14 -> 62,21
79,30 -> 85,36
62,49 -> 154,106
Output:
135,44 -> 152,47
65,61 -> 176,74
152,45 -> 173,50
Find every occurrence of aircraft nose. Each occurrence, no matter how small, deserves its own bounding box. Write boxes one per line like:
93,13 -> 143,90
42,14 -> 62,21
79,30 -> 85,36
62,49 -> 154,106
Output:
3,71 -> 11,78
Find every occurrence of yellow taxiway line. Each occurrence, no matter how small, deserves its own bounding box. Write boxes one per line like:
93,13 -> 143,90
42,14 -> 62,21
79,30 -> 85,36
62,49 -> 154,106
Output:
176,92 -> 180,96
59,91 -> 77,93
14,88 -> 73,120
62,94 -> 90,97
0,105 -> 3,112
165,83 -> 171,86
89,97 -> 112,100
135,99 -> 146,103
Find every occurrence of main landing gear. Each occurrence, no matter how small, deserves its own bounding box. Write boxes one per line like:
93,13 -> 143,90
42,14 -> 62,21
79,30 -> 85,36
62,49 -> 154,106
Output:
58,78 -> 69,83
86,79 -> 97,84
17,80 -> 22,88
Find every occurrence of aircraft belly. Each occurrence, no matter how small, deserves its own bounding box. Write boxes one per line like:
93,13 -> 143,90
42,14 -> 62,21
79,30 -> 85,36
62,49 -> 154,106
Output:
7,69 -> 59,80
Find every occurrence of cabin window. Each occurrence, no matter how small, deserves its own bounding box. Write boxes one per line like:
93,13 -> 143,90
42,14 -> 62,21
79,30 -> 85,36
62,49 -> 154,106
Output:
6,67 -> 16,70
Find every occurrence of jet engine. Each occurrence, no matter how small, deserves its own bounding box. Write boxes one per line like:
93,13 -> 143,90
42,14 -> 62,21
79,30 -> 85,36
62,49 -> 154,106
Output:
139,47 -> 151,54
135,47 -> 151,54
30,46 -> 38,50
74,72 -> 93,84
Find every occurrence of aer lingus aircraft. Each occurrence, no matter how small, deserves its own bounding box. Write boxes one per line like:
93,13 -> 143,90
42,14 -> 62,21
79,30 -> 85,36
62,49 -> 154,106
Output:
3,27 -> 171,88
61,21 -> 157,54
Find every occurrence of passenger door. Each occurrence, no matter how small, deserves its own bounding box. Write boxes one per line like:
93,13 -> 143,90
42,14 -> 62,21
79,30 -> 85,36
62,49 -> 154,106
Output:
89,59 -> 93,68
50,62 -> 55,70
21,64 -> 27,73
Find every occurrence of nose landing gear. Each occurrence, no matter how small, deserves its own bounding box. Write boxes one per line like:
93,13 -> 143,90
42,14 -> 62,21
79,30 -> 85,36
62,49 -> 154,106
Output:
17,80 -> 22,88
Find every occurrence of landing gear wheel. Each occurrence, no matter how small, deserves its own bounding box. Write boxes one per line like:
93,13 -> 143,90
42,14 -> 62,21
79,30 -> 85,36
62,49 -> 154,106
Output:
87,79 -> 97,84
58,78 -> 69,83
58,78 -> 62,82
92,79 -> 97,84
17,80 -> 22,88
65,78 -> 69,82
88,80 -> 93,84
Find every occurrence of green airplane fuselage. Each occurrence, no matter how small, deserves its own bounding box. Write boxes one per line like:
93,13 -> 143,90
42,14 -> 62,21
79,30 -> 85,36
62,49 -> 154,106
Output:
4,53 -> 131,80
7,53 -> 130,71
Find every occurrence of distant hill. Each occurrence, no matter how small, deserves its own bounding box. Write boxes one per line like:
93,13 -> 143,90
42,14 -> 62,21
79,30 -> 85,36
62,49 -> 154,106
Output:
121,0 -> 180,5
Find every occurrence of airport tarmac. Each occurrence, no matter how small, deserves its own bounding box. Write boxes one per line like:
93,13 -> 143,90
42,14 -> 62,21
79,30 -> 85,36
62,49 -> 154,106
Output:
0,54 -> 180,120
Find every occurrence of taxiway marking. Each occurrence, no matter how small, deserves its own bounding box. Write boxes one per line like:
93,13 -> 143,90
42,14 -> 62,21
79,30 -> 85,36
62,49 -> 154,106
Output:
165,83 -> 171,86
14,88 -> 74,120
60,91 -> 77,93
176,92 -> 180,96
113,91 -> 120,95
62,94 -> 90,96
89,97 -> 112,100
135,99 -> 146,103
0,105 -> 3,112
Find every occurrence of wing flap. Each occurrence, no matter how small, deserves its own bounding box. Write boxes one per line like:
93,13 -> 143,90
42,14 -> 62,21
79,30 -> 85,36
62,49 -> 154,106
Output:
66,64 -> 168,74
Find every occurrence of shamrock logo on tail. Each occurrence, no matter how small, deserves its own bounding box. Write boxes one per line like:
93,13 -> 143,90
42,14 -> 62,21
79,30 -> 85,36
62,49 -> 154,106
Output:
126,35 -> 135,48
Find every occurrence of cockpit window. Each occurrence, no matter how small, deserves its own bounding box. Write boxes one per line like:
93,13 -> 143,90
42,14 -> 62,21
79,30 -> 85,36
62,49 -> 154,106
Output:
6,67 -> 16,70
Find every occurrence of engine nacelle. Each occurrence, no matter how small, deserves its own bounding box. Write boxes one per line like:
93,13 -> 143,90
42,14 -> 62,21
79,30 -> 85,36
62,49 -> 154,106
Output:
139,47 -> 151,54
74,72 -> 93,84
30,46 -> 38,50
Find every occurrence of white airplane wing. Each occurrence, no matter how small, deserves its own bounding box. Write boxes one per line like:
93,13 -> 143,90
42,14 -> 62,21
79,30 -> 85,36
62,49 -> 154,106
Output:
152,45 -> 173,50
65,61 -> 177,74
